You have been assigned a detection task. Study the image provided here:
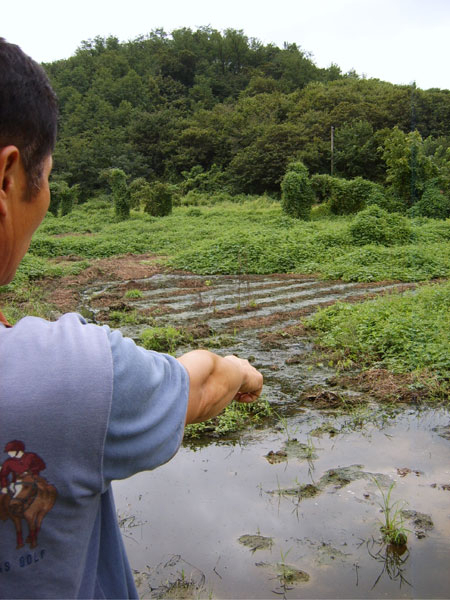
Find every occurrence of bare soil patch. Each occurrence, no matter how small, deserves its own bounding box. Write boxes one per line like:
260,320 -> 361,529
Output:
45,254 -> 166,312
334,369 -> 441,403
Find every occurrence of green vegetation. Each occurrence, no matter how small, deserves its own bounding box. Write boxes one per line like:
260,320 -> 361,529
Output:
184,398 -> 272,441
49,181 -> 79,216
140,326 -> 189,354
104,168 -> 130,220
3,200 -> 448,286
382,127 -> 437,209
373,479 -> 409,547
329,177 -> 382,215
1,253 -> 89,292
281,162 -> 314,219
348,205 -> 411,246
124,289 -> 144,299
1,30 -> 449,419
307,281 -> 450,388
108,309 -> 149,327
409,180 -> 450,219
42,28 -> 450,216
143,181 -> 173,217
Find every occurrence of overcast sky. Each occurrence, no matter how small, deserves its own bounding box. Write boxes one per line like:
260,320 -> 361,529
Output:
4,0 -> 450,90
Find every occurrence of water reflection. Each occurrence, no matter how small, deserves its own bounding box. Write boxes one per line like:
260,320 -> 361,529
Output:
367,539 -> 411,590
114,408 -> 450,599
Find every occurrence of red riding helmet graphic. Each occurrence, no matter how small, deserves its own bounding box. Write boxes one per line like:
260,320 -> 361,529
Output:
4,440 -> 25,453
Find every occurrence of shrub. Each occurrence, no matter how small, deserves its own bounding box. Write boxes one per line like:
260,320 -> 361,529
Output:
366,188 -> 406,213
310,203 -> 332,219
144,182 -> 173,217
329,177 -> 380,215
310,174 -> 340,203
408,180 -> 450,219
104,168 -> 130,220
48,182 -> 61,216
281,162 -> 314,220
328,178 -> 357,215
180,164 -> 231,194
128,177 -> 149,209
349,205 -> 411,246
48,181 -> 79,216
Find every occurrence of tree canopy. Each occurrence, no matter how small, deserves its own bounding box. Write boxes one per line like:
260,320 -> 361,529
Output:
44,27 -> 450,201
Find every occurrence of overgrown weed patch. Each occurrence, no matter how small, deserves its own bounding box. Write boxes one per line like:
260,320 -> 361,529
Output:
306,281 -> 450,397
1,200 -> 448,399
2,201 -> 448,287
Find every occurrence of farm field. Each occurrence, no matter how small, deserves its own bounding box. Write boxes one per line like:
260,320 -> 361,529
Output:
81,269 -> 449,599
1,199 -> 449,598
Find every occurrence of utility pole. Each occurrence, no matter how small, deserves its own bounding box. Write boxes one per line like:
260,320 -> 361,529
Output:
330,125 -> 335,176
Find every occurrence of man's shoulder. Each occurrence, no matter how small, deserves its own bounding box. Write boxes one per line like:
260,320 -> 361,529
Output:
4,312 -> 106,344
1,312 -> 113,378
9,312 -> 89,330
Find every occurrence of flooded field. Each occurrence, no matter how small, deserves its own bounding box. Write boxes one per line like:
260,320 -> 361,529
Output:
81,273 -> 450,598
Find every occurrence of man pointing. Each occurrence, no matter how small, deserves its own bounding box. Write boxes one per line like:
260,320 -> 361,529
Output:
0,38 -> 263,599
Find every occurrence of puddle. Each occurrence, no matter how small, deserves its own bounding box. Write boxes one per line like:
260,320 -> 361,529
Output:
78,273 -> 450,598
113,409 -> 450,599
114,411 -> 450,598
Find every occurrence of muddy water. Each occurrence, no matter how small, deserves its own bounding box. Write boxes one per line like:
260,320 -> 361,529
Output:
81,274 -> 450,598
114,410 -> 450,599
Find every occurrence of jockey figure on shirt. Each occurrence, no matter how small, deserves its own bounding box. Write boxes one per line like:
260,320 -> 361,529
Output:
0,440 -> 46,495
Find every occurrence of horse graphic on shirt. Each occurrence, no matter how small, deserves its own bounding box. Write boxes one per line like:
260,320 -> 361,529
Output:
0,440 -> 57,549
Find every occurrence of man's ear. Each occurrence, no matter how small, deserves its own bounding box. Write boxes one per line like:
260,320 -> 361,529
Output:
0,146 -> 21,217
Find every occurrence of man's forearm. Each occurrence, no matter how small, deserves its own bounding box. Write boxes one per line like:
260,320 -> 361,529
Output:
177,349 -> 263,425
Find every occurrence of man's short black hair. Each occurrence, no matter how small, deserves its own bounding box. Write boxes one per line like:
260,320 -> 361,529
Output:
0,38 -> 58,191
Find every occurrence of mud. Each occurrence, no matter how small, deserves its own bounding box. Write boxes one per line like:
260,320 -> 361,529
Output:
267,465 -> 392,498
256,560 -> 310,586
238,534 -> 274,552
336,369 -> 442,403
131,555 -> 207,599
401,510 -> 434,539
265,439 -> 318,464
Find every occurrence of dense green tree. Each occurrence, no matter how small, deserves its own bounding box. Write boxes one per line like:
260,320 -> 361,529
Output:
329,177 -> 379,215
104,168 -> 130,220
334,120 -> 386,181
228,123 -> 302,193
382,127 -> 437,207
144,182 -> 173,216
414,88 -> 450,138
281,161 -> 314,219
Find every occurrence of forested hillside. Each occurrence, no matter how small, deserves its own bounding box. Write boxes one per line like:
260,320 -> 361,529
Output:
45,27 -> 450,210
